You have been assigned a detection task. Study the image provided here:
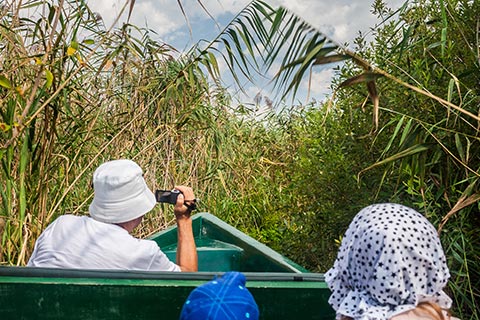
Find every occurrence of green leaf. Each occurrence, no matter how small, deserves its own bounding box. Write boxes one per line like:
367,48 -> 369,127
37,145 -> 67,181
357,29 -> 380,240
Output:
399,118 -> 413,147
70,40 -> 79,50
382,116 -> 406,157
441,27 -> 447,57
0,123 -> 11,132
359,143 -> 432,175
0,75 -> 12,89
455,133 -> 465,163
426,41 -> 442,50
45,69 -> 53,89
447,78 -> 454,102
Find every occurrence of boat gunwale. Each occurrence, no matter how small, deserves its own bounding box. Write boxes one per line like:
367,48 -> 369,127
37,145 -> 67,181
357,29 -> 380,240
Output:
150,212 -> 309,273
0,266 -> 326,282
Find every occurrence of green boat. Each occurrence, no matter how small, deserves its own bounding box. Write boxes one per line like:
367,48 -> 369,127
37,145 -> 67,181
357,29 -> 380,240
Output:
0,213 -> 335,319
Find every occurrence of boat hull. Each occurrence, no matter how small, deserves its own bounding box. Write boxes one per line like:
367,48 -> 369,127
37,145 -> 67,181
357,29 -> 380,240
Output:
0,213 -> 335,319
0,269 -> 334,319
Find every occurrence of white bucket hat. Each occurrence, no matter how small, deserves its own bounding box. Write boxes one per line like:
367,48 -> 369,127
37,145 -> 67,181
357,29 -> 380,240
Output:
89,159 -> 156,223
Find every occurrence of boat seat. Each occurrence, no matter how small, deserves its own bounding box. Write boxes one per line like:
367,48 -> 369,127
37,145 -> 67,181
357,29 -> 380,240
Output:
161,237 -> 244,272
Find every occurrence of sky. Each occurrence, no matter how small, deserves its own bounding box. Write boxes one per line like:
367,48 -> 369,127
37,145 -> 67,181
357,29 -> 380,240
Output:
87,0 -> 405,106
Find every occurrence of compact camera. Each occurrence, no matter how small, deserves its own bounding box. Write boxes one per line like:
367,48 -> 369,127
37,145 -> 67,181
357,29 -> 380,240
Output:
155,189 -> 181,204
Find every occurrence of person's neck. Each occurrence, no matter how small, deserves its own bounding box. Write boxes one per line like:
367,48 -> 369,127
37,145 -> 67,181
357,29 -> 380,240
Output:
115,216 -> 143,233
115,222 -> 133,233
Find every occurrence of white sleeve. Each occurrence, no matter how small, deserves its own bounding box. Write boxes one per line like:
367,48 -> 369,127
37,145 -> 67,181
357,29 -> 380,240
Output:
147,245 -> 181,272
26,218 -> 60,267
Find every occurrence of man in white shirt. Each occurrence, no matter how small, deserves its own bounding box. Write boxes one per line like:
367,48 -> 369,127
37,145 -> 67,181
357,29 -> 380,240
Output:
27,159 -> 198,272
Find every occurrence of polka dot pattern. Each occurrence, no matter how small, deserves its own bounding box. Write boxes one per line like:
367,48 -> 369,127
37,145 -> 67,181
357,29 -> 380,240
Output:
324,203 -> 452,319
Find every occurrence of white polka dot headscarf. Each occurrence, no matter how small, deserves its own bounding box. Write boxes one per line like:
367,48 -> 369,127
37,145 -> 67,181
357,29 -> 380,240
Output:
325,203 -> 452,320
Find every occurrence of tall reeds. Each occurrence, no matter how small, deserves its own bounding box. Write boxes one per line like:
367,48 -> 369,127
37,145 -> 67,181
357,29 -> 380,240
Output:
0,0 -> 221,264
0,0 -> 297,268
2,1 -> 478,318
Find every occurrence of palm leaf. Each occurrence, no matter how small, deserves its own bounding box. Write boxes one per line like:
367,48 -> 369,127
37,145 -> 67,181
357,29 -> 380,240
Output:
337,72 -> 383,88
314,54 -> 350,65
194,0 -> 480,128
196,1 -> 344,102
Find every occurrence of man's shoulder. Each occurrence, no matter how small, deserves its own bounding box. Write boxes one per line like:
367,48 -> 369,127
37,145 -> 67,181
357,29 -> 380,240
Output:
49,215 -> 115,233
52,214 -> 90,225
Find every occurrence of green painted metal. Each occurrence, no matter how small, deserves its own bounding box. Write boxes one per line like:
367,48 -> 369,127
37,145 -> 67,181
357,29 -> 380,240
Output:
0,212 -> 335,319
152,212 -> 309,273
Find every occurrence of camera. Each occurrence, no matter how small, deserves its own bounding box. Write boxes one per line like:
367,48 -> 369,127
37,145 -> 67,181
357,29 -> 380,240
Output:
155,189 -> 181,204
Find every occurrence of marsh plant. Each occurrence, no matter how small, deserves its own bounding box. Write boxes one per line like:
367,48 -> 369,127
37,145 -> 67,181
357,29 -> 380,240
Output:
1,1 -> 478,319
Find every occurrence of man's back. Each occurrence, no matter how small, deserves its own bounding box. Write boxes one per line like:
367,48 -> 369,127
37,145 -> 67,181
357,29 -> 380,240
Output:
27,215 -> 179,271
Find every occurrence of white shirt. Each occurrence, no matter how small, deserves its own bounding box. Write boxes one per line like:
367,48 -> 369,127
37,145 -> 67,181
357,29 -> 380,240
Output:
27,215 -> 180,272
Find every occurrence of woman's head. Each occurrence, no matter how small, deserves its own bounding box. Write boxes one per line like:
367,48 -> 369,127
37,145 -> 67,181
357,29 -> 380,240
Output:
325,203 -> 451,319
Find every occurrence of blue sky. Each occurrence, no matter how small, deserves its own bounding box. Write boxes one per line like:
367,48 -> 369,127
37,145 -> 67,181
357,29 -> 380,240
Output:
87,0 -> 405,106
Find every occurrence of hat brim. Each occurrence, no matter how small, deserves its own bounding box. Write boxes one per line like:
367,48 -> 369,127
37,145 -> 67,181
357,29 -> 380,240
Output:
89,187 -> 156,224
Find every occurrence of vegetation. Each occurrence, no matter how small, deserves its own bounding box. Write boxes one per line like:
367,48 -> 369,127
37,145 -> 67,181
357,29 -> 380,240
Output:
0,0 -> 478,319
0,0 -> 239,264
213,0 -> 479,318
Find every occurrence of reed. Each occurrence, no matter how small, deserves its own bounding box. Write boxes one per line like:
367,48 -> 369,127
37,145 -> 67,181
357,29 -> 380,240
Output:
0,0 -> 299,268
1,1 -> 478,318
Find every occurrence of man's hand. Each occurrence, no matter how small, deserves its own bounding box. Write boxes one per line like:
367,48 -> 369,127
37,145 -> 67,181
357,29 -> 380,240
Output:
173,186 -> 196,220
172,185 -> 198,272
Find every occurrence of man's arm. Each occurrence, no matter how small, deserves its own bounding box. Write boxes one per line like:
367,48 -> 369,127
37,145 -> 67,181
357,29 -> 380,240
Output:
173,186 -> 198,272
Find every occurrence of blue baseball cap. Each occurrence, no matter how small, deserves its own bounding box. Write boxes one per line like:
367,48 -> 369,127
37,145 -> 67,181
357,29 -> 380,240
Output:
180,272 -> 259,320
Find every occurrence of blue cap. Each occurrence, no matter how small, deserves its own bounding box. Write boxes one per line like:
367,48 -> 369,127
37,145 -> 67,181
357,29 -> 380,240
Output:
180,272 -> 259,320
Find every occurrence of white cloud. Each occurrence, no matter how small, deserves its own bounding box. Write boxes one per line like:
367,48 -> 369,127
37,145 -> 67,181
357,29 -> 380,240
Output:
177,0 -> 250,18
302,68 -> 335,97
88,0 -> 183,36
87,0 -> 127,30
275,0 -> 393,44
86,0 -> 405,102
88,0 -> 406,46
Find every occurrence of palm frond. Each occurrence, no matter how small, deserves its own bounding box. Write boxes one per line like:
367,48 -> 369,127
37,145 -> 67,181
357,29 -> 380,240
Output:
195,0 -> 343,102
